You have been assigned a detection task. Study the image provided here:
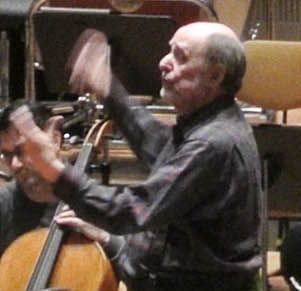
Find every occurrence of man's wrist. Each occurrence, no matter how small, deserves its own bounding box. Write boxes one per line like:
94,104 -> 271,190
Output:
102,232 -> 111,244
102,235 -> 126,260
45,159 -> 65,183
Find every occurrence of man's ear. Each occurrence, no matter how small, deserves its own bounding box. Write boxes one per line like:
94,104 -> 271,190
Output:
43,116 -> 64,148
208,63 -> 226,88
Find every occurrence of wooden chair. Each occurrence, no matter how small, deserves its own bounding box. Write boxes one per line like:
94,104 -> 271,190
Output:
238,40 -> 301,111
237,40 -> 301,291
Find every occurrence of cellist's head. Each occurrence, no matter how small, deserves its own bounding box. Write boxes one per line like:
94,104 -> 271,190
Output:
0,100 -> 63,202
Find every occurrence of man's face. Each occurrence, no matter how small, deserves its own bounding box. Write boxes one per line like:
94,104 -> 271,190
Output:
0,124 -> 58,202
159,27 -> 212,115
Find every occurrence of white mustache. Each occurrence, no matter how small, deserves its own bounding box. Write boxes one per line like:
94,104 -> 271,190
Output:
161,71 -> 171,79
161,71 -> 176,82
161,71 -> 168,78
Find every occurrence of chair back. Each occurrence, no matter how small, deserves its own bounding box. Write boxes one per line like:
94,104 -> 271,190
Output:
237,40 -> 301,110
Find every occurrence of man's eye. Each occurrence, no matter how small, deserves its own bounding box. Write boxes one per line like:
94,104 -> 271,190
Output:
174,49 -> 187,63
0,152 -> 8,159
0,151 -> 13,161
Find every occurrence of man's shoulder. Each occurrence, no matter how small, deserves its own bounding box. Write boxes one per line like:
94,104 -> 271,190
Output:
189,111 -> 255,152
0,181 -> 18,198
0,181 -> 19,214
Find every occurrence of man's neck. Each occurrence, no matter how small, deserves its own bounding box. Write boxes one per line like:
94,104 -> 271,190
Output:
177,89 -> 222,118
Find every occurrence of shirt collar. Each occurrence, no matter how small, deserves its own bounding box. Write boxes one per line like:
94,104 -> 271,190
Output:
172,95 -> 235,145
176,94 -> 235,129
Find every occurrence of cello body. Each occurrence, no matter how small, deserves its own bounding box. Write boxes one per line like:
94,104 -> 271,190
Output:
0,228 -> 118,291
0,120 -> 118,291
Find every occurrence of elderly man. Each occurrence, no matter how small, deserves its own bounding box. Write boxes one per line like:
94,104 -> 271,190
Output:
9,22 -> 262,291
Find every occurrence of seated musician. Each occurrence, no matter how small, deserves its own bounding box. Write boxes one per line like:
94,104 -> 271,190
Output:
0,101 -> 61,254
9,22 -> 262,291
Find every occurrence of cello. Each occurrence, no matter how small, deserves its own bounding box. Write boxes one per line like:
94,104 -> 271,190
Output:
0,119 -> 118,291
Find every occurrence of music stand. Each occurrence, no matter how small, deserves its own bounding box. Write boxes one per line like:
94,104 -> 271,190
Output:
0,0 -> 34,29
253,124 -> 301,217
33,9 -> 176,97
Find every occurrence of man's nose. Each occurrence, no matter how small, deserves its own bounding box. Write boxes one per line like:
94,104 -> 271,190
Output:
10,155 -> 23,173
159,54 -> 172,73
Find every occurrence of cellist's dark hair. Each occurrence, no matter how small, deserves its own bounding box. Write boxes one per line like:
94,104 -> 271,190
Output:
0,99 -> 52,132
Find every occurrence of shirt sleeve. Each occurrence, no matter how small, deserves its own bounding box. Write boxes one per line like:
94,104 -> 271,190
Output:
105,76 -> 172,169
102,234 -> 126,260
53,138 -> 228,234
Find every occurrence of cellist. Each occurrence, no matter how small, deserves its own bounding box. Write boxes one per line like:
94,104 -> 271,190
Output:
0,101 -> 61,255
0,100 -> 118,291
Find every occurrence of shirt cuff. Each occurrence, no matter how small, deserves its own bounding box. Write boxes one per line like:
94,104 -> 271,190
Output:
103,234 -> 126,261
53,164 -> 82,202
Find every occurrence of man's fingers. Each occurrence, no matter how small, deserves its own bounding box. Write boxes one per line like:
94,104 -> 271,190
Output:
55,216 -> 84,228
66,29 -> 106,72
66,29 -> 110,97
44,116 -> 64,133
9,105 -> 42,138
61,204 -> 71,211
56,209 -> 76,219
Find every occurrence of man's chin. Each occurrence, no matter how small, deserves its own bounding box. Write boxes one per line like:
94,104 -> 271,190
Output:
25,189 -> 58,203
20,182 -> 58,203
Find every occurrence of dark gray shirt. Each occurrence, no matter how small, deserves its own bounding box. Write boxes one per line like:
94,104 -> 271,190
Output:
0,181 -> 56,254
54,83 -> 262,289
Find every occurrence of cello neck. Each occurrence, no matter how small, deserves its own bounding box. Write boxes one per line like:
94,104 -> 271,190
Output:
25,143 -> 94,291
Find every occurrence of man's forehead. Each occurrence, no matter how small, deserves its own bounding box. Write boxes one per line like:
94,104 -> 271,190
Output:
0,126 -> 20,151
177,22 -> 237,37
170,28 -> 206,58
173,23 -> 208,43
172,22 -> 238,50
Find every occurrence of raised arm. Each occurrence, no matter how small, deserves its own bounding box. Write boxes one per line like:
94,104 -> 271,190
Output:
67,29 -> 171,168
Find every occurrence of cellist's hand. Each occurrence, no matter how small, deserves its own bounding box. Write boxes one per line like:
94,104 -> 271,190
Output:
66,29 -> 112,99
55,205 -> 110,244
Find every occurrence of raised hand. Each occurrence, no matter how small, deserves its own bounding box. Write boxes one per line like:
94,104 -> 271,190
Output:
66,29 -> 112,99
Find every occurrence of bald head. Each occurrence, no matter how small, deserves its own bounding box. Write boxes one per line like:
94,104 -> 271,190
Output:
159,21 -> 246,115
176,22 -> 239,41
174,22 -> 246,96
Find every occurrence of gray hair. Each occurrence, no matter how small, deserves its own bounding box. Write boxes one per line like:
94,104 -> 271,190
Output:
203,33 -> 246,96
